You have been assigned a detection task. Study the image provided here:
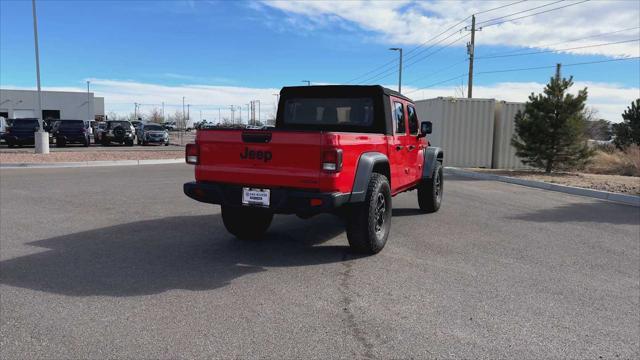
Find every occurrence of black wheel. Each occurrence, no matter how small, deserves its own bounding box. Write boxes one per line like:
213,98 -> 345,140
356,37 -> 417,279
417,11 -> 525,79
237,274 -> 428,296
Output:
137,137 -> 141,145
83,136 -> 90,147
125,139 -> 134,146
164,142 -> 169,146
142,139 -> 147,146
346,173 -> 391,254
57,137 -> 66,147
418,161 -> 443,213
221,206 -> 273,240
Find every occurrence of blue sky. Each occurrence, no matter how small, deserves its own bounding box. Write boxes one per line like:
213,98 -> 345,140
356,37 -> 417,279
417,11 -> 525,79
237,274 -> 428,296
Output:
1,0 -> 639,121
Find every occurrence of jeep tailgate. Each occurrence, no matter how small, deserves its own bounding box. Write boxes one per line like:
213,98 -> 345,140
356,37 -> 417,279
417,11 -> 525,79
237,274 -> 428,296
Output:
195,130 -> 322,189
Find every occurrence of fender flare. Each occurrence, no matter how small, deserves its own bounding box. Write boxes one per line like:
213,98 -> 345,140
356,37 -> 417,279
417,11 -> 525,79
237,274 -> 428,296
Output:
422,146 -> 443,179
349,152 -> 389,203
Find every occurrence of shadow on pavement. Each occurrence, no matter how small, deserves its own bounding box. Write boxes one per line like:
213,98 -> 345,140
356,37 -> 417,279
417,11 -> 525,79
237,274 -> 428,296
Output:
509,201 -> 640,225
0,214 -> 354,297
392,208 -> 425,217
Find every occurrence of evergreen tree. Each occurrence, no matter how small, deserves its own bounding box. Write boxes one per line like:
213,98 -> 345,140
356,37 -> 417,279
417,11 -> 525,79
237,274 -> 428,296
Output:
511,66 -> 593,173
612,99 -> 640,149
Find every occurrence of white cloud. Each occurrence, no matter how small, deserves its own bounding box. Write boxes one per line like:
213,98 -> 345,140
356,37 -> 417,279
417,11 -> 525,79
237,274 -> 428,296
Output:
262,0 -> 640,57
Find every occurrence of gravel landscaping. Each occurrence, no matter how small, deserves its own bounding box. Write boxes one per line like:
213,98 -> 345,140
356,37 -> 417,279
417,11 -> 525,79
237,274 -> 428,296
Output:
470,169 -> 640,195
0,150 -> 183,163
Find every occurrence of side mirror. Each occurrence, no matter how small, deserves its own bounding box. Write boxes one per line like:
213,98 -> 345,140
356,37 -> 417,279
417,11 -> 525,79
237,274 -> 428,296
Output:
418,121 -> 432,137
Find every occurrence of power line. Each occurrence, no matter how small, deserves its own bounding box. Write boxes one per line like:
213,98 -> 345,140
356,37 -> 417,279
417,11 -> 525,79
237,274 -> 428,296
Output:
481,26 -> 640,57
475,56 -> 639,75
475,0 -> 529,15
405,59 -> 468,87
360,32 -> 470,84
481,0 -> 591,28
475,38 -> 640,59
346,0 -> 529,84
405,56 -> 639,94
476,0 -> 564,25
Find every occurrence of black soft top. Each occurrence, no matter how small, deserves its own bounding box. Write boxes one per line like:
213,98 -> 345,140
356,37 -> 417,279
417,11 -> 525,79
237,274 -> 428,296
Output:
276,85 -> 412,134
279,85 -> 412,102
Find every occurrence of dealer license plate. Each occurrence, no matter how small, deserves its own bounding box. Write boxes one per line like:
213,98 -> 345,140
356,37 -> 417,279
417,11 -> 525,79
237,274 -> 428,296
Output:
242,188 -> 270,207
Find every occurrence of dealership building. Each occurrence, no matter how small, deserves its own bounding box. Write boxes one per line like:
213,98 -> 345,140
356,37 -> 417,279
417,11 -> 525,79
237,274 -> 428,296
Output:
0,89 -> 105,121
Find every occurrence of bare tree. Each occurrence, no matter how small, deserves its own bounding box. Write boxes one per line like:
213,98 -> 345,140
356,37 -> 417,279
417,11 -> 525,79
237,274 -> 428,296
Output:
147,107 -> 163,123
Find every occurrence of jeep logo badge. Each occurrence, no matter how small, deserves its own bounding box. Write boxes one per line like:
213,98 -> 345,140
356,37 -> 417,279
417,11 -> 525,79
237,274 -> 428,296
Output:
240,147 -> 272,162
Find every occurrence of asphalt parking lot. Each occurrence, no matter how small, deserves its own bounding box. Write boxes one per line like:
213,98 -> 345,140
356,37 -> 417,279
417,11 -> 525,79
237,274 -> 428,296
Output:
1,164 -> 638,358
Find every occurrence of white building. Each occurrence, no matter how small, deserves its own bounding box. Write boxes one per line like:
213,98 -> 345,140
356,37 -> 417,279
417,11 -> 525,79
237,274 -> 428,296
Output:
0,89 -> 105,121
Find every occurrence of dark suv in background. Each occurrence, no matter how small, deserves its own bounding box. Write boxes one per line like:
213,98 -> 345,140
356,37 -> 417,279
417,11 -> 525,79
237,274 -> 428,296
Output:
4,118 -> 40,147
137,123 -> 170,146
52,120 -> 91,147
101,120 -> 135,146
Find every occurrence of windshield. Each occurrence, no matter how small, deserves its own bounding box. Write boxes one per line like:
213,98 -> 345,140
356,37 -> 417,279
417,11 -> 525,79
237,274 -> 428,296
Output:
283,98 -> 375,128
11,120 -> 39,129
108,121 -> 131,129
144,124 -> 164,131
58,120 -> 85,128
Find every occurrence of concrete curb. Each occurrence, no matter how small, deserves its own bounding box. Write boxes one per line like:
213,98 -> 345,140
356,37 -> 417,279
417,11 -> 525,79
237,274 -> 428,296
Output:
445,167 -> 640,207
0,158 -> 184,169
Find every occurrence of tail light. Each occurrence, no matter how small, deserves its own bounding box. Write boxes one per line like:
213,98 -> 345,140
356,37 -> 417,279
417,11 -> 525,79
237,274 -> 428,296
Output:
322,149 -> 343,172
186,143 -> 199,164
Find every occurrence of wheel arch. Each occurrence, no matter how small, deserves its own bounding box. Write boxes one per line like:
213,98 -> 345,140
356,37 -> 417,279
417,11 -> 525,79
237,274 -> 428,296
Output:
350,152 -> 390,203
422,146 -> 443,179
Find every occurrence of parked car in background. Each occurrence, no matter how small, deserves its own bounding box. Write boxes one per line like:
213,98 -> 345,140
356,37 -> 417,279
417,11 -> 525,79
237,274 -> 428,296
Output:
163,122 -> 177,131
93,122 -> 107,144
136,123 -> 170,146
4,118 -> 40,147
52,120 -> 91,147
101,120 -> 135,146
0,116 -> 6,144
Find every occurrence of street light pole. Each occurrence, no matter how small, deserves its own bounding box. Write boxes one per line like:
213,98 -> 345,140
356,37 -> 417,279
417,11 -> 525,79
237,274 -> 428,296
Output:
31,0 -> 48,154
389,47 -> 403,93
86,80 -> 91,121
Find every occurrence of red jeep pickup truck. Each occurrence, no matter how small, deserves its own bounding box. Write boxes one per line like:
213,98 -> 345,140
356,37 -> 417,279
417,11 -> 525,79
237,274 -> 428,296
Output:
184,85 -> 443,254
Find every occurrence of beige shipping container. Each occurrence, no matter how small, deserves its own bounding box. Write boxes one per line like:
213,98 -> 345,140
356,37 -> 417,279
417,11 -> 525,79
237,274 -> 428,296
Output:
493,101 -> 528,169
414,97 -> 495,168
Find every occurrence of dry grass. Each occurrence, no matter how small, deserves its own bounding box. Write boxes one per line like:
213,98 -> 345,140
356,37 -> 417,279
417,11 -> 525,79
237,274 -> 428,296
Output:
585,145 -> 640,177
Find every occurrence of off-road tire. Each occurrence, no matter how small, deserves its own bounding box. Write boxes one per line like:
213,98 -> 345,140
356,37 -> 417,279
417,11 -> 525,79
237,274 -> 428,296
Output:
221,206 -> 273,240
346,173 -> 391,254
418,161 -> 443,213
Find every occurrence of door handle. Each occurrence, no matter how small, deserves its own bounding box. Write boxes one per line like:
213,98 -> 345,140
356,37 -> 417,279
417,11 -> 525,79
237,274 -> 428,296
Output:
407,145 -> 415,151
395,145 -> 404,151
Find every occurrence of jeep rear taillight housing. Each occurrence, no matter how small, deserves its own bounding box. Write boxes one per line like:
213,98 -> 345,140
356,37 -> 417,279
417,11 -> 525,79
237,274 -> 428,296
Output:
322,149 -> 343,172
186,143 -> 199,164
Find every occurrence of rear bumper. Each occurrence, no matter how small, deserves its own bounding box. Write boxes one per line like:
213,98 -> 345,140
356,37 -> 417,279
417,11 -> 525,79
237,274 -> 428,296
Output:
183,181 -> 349,214
4,135 -> 34,144
56,134 -> 87,142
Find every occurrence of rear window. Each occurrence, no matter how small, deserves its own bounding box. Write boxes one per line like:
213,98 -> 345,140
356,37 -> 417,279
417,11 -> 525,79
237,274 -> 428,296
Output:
11,120 -> 39,128
58,120 -> 85,128
144,124 -> 164,131
283,98 -> 374,129
108,121 -> 131,129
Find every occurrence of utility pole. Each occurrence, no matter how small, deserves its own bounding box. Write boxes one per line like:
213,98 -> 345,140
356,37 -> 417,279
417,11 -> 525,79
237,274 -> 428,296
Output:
230,105 -> 236,124
86,80 -> 91,121
466,14 -> 476,98
32,0 -> 48,154
182,96 -> 185,129
389,48 -> 403,93
162,101 -> 165,122
246,103 -> 250,125
255,100 -> 261,125
134,102 -> 139,119
218,108 -> 221,123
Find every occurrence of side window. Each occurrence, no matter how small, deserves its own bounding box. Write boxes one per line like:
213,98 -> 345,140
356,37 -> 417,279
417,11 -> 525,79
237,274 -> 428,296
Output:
393,101 -> 406,134
407,105 -> 418,135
